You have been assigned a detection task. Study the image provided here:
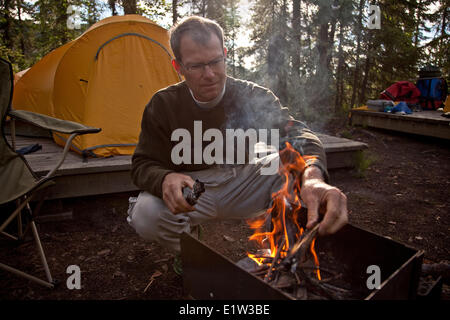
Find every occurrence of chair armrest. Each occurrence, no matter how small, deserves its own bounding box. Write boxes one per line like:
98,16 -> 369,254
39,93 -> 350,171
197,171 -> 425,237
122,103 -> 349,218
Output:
9,109 -> 101,135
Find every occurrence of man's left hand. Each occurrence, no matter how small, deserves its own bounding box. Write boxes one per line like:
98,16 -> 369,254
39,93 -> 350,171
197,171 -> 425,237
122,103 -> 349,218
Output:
300,166 -> 348,235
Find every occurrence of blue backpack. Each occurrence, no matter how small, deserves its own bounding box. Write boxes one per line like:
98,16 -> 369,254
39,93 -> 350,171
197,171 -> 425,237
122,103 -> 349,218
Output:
416,66 -> 448,110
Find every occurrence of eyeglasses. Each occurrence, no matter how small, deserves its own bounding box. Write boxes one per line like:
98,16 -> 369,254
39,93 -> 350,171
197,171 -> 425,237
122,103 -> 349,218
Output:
179,56 -> 225,74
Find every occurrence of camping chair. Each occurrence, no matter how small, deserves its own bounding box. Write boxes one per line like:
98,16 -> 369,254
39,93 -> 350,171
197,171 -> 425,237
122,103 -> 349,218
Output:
0,58 -> 101,288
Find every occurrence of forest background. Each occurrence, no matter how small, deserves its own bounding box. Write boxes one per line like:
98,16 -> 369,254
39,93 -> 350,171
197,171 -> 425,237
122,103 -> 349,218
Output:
1,0 -> 448,128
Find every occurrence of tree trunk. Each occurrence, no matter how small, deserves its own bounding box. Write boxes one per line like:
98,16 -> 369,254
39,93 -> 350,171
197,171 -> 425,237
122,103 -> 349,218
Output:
2,0 -> 13,48
314,19 -> 334,110
317,8 -> 336,80
414,0 -> 421,47
230,3 -> 236,77
268,34 -> 288,104
17,0 -> 26,55
197,0 -> 206,17
317,22 -> 329,77
56,1 -> 69,44
326,18 -> 337,71
350,0 -> 364,109
335,22 -> 345,113
359,38 -> 373,105
291,0 -> 301,79
278,0 -> 288,104
122,0 -> 137,15
206,0 -> 216,19
172,0 -> 178,24
109,0 -> 117,16
305,2 -> 312,59
439,3 -> 446,66
267,1 -> 288,105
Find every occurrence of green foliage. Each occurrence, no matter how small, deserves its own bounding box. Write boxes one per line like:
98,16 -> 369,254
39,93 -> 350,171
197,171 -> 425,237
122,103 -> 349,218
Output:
136,0 -> 172,27
0,43 -> 25,72
0,0 -> 447,119
243,0 -> 448,127
353,150 -> 375,179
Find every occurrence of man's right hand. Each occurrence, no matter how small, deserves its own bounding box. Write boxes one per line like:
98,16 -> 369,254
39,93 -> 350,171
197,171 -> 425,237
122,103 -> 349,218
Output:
162,172 -> 196,214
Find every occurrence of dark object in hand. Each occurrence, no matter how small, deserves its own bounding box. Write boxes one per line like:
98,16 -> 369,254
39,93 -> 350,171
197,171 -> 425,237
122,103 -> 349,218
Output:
183,179 -> 205,206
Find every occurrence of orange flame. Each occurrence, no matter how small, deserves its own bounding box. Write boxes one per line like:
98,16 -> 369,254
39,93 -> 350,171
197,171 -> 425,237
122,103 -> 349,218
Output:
247,253 -> 268,266
247,142 -> 320,279
310,238 -> 321,280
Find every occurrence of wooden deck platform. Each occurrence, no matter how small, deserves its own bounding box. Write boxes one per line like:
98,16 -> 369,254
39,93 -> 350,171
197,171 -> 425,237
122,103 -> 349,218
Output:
350,109 -> 450,140
8,133 -> 367,200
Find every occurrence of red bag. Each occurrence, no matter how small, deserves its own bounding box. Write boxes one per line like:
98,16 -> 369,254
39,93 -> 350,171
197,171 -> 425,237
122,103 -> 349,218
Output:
380,81 -> 421,104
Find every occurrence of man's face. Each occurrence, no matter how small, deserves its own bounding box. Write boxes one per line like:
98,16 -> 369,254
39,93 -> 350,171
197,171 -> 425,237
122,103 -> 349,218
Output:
174,33 -> 227,102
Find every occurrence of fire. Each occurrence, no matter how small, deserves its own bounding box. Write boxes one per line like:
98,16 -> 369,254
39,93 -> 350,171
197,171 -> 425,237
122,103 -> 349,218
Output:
310,238 -> 321,280
247,142 -> 321,280
247,253 -> 266,266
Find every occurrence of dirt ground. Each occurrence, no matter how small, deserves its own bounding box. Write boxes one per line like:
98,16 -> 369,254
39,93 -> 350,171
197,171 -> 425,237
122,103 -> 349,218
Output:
0,120 -> 449,300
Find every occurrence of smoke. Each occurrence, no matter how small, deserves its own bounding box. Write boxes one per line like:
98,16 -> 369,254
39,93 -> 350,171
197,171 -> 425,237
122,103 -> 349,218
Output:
237,2 -> 339,133
222,78 -> 310,165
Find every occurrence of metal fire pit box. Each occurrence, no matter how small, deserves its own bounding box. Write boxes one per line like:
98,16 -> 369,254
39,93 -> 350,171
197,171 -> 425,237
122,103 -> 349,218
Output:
181,223 -> 424,300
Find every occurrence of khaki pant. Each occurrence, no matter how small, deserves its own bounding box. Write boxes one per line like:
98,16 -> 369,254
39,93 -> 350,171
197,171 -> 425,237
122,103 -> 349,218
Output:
127,153 -> 284,252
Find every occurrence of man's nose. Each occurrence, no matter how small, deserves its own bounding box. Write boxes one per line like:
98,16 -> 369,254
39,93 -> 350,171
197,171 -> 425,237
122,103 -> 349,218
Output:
202,65 -> 216,78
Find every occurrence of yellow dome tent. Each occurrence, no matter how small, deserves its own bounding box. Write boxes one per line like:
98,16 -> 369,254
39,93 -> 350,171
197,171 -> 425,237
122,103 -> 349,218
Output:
12,15 -> 181,157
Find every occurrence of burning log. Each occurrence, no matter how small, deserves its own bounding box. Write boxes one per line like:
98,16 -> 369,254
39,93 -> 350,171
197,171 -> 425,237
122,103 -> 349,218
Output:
264,237 -> 285,282
250,264 -> 270,277
283,223 -> 320,272
249,221 -> 355,300
250,254 -> 274,260
261,224 -> 320,283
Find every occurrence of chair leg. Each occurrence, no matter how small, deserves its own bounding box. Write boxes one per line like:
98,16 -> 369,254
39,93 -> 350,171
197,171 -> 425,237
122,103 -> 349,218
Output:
0,220 -> 54,288
0,262 -> 54,288
0,196 -> 32,240
18,196 -> 46,240
0,195 -> 55,288
0,230 -> 18,241
17,208 -> 23,239
30,220 -> 53,284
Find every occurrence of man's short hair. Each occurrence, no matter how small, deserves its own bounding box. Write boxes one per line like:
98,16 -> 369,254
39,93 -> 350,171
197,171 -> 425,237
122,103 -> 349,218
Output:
169,16 -> 224,62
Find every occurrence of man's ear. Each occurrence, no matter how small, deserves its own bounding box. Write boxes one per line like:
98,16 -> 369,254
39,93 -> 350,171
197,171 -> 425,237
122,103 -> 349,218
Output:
172,59 -> 182,74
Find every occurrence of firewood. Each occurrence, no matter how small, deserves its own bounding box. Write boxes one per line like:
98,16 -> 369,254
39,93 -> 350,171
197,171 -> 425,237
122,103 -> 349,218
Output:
264,237 -> 286,282
294,286 -> 308,300
273,272 -> 297,289
288,224 -> 320,263
320,273 -> 343,283
296,268 -> 349,300
250,264 -> 269,276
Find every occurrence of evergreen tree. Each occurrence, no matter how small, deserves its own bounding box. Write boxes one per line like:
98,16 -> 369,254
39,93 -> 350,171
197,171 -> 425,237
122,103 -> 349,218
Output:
1,0 -> 447,115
